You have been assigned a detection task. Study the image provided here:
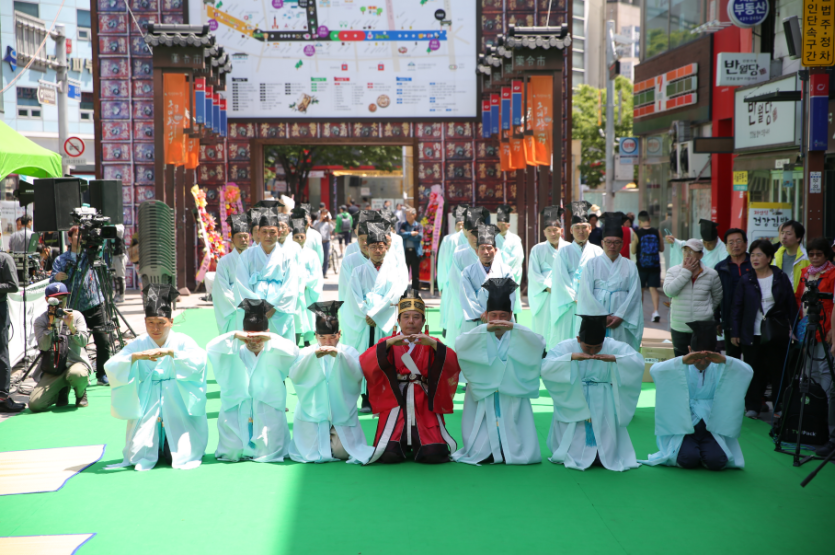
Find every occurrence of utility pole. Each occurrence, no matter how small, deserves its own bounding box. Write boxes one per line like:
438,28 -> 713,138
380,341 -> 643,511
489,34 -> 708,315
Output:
53,23 -> 68,175
604,20 -> 616,211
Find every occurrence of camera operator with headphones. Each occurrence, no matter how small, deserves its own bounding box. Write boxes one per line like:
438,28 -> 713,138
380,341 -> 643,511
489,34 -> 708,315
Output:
28,283 -> 92,411
51,226 -> 111,386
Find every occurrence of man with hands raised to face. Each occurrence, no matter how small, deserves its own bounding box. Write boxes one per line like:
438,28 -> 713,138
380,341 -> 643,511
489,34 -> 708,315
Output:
104,285 -> 209,471
288,301 -> 374,464
453,278 -> 544,466
359,289 -> 461,465
641,321 -> 753,470
542,314 -> 645,471
206,299 -> 299,463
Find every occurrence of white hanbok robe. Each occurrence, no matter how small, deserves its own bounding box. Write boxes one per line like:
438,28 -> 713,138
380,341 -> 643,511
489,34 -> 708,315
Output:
496,231 -> 525,315
453,325 -> 544,465
293,247 -> 323,342
542,338 -> 644,471
459,254 -> 514,336
528,239 -> 570,347
577,254 -> 644,351
104,332 -> 208,471
444,246 -> 478,349
437,231 -> 468,331
235,243 -> 299,342
389,232 -> 407,271
305,226 -> 325,265
345,256 -> 407,352
670,238 -> 727,269
344,240 -> 359,260
550,242 -> 604,349
640,356 -> 753,469
289,344 -> 374,464
213,249 -> 243,334
207,333 -> 299,462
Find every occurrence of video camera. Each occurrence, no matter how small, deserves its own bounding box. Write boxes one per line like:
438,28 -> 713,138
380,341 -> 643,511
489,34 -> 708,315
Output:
801,278 -> 834,306
71,207 -> 118,256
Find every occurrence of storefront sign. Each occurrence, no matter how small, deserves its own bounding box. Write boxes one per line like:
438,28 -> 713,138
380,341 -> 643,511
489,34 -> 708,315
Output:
733,171 -> 748,191
646,135 -> 665,158
802,0 -> 835,67
728,0 -> 769,29
747,202 -> 791,242
810,171 -> 822,194
716,53 -> 770,86
734,74 -> 799,150
633,64 -> 698,119
619,137 -> 640,164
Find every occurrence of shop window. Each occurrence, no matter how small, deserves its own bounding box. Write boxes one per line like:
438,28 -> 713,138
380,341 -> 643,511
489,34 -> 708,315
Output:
77,9 -> 91,41
642,0 -> 707,61
80,92 -> 94,121
13,1 -> 39,17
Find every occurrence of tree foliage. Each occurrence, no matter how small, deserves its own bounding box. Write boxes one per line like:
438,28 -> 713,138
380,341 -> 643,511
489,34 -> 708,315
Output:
571,75 -> 634,189
264,145 -> 402,199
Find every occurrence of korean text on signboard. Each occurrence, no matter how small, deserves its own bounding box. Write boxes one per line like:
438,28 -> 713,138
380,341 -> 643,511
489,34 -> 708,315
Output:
747,203 -> 791,242
716,53 -> 770,86
803,0 -> 835,67
734,74 -> 799,150
728,0 -> 770,29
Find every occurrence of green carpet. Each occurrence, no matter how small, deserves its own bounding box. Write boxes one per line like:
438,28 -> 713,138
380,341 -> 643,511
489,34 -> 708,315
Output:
1,308 -> 833,555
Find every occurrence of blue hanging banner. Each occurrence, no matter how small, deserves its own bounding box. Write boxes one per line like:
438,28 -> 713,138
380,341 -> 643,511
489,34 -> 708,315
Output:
220,97 -> 227,138
501,87 -> 511,131
195,77 -> 205,125
213,93 -> 221,134
511,80 -> 523,126
204,84 -> 214,131
490,94 -> 500,137
481,99 -> 491,138
809,73 -> 829,151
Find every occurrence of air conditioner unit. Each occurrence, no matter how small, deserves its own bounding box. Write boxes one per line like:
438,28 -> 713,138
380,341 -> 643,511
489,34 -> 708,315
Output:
678,141 -> 711,179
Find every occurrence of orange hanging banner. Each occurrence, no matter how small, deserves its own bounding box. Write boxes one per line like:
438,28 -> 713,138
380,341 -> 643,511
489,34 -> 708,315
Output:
500,141 -> 513,172
163,73 -> 187,165
185,137 -> 199,170
510,135 -> 526,170
529,75 -> 553,166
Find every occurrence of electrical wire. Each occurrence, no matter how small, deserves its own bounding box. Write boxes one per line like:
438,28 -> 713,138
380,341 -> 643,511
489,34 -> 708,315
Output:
0,0 -> 67,95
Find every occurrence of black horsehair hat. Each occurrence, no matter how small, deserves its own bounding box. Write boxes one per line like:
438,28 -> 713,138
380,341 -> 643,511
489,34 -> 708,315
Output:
687,321 -> 718,353
483,277 -> 518,313
464,206 -> 489,231
366,221 -> 388,245
309,301 -> 343,335
476,224 -> 500,247
239,299 -> 273,332
143,284 -> 180,319
699,219 -> 719,242
254,199 -> 284,209
496,204 -> 512,223
542,205 -> 564,228
291,218 -> 306,236
601,212 -> 625,239
227,213 -> 249,235
454,204 -> 470,223
570,200 -> 592,224
577,314 -> 608,345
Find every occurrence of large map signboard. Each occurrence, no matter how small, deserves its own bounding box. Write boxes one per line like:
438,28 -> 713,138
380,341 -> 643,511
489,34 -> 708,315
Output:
188,0 -> 477,119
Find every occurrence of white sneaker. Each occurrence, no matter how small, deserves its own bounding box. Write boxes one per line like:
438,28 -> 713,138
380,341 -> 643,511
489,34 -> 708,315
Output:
745,410 -> 758,419
652,311 -> 660,323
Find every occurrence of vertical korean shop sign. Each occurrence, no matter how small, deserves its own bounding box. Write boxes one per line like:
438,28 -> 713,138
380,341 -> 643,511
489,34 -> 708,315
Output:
803,0 -> 835,67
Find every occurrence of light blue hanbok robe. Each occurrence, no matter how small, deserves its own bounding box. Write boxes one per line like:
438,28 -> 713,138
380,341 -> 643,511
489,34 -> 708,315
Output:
542,338 -> 644,471
235,243 -> 299,342
346,255 -> 407,352
289,344 -> 374,464
459,255 -> 514,336
213,249 -> 243,334
390,232 -> 407,271
640,356 -> 753,469
670,238 -> 727,269
437,230 -> 468,331
444,246 -> 479,349
344,240 -> 359,260
550,242 -> 604,349
104,332 -> 208,471
528,239 -> 570,348
304,226 -> 324,265
577,254 -> 644,351
496,231 -> 525,315
293,247 -> 323,343
207,332 -> 299,462
453,325 -> 544,465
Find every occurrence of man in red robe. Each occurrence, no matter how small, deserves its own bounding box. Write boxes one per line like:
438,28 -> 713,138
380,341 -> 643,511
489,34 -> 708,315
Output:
360,289 -> 461,464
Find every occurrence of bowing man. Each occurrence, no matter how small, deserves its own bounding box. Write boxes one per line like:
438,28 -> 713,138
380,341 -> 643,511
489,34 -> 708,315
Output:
494,204 -> 524,320
213,213 -> 250,334
550,200 -> 605,349
291,218 -> 323,347
343,209 -> 378,260
529,206 -> 570,347
641,321 -> 753,470
360,289 -> 461,464
105,285 -> 208,471
295,204 -> 325,265
235,209 -> 300,343
444,206 -> 488,349
453,278 -> 543,466
437,204 -> 470,337
207,299 -> 299,463
577,212 -> 644,351
542,315 -> 645,471
289,301 -> 374,464
459,223 -> 515,336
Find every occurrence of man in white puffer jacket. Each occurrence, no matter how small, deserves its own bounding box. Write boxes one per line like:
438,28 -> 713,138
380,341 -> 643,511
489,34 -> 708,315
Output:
663,238 -> 723,358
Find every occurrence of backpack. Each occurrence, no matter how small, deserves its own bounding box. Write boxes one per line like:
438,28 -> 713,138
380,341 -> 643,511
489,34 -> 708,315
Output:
638,230 -> 660,269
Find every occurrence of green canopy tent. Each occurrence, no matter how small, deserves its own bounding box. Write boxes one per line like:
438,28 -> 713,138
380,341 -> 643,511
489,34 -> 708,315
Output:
0,120 -> 62,180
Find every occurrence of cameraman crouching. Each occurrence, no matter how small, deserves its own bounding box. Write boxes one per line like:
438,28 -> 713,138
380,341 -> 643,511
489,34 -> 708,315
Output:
29,283 -> 92,410
50,226 -> 111,386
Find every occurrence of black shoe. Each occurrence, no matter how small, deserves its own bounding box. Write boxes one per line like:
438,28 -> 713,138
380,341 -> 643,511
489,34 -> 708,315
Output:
97,375 -> 110,386
76,392 -> 88,407
56,386 -> 70,407
360,393 -> 372,414
0,398 -> 25,413
815,441 -> 835,458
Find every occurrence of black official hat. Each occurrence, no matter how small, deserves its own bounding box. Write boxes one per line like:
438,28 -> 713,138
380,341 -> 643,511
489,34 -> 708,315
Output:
454,204 -> 470,223
483,277 -> 518,313
699,219 -> 719,242
258,210 -> 281,229
476,224 -> 500,247
299,203 -> 312,218
227,213 -> 249,235
247,207 -> 268,228
291,218 -> 307,236
254,199 -> 284,209
571,200 -> 593,224
687,321 -> 718,353
464,206 -> 489,231
239,299 -> 273,332
309,301 -> 343,335
577,314 -> 608,345
143,284 -> 179,319
366,221 -> 388,245
496,204 -> 512,223
352,209 -> 379,231
542,206 -> 564,228
602,212 -> 625,239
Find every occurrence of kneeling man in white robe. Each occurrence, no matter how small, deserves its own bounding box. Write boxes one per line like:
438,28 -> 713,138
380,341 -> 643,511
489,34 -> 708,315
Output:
105,285 -> 208,471
207,299 -> 299,463
453,277 -> 544,465
542,315 -> 644,471
289,301 -> 374,464
640,321 -> 753,470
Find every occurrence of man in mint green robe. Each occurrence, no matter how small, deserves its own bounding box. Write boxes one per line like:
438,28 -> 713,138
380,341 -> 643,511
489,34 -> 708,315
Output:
494,204 -> 524,318
290,219 -> 323,346
437,204 -> 469,335
529,206 -> 570,348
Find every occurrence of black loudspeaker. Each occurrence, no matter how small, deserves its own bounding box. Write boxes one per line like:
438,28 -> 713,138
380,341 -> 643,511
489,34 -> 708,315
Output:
349,176 -> 361,189
89,180 -> 124,224
33,178 -> 83,232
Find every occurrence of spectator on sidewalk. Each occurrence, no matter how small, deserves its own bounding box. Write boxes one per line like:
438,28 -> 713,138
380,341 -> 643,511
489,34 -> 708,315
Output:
313,211 -> 335,278
731,239 -> 796,419
715,228 -> 753,359
396,207 -> 424,291
663,239 -> 723,358
620,214 -> 634,259
335,205 -> 353,254
9,215 -> 35,253
0,250 -> 21,412
632,211 -> 664,323
587,213 -> 602,246
775,220 -> 810,292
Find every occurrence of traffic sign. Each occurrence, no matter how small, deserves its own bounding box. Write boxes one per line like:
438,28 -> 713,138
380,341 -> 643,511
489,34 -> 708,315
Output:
64,137 -> 85,157
802,0 -> 835,67
68,79 -> 81,101
37,81 -> 56,105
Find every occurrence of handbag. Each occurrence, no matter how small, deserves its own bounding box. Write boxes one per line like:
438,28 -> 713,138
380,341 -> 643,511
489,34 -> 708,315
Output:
39,332 -> 70,377
761,305 -> 791,344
